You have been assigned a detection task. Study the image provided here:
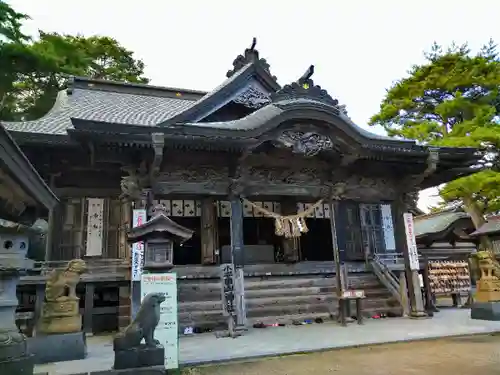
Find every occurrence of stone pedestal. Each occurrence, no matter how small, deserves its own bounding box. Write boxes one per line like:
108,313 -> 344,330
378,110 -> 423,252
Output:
471,301 -> 500,321
114,345 -> 165,370
28,332 -> 87,364
38,299 -> 82,334
0,243 -> 34,374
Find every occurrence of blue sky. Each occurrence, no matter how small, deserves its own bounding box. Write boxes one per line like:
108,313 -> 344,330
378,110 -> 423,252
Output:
8,0 -> 500,212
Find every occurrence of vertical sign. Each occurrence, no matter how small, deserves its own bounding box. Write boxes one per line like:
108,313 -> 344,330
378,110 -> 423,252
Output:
403,213 -> 420,270
380,204 -> 396,252
141,273 -> 179,370
85,198 -> 104,256
220,263 -> 236,334
131,209 -> 147,281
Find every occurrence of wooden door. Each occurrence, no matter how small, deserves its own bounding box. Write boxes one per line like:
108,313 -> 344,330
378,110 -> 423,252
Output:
335,201 -> 364,261
200,198 -> 218,265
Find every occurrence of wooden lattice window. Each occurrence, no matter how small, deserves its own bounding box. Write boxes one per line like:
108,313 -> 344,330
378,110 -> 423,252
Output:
57,198 -> 86,260
359,204 -> 385,257
103,199 -> 131,259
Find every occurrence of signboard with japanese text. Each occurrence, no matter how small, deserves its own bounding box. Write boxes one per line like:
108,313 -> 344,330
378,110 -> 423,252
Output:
220,263 -> 236,317
403,213 -> 420,270
131,209 -> 147,281
141,272 -> 179,370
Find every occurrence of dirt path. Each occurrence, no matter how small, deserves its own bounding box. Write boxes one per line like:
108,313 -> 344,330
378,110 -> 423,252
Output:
190,334 -> 500,375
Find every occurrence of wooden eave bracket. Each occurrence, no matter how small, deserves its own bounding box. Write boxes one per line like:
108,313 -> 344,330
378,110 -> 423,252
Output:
401,147 -> 440,191
150,132 -> 165,178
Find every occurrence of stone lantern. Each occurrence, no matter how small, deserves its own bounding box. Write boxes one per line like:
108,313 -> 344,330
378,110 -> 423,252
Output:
127,204 -> 194,272
0,224 -> 34,374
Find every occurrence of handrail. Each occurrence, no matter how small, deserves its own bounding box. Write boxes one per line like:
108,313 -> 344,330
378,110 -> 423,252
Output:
370,254 -> 403,306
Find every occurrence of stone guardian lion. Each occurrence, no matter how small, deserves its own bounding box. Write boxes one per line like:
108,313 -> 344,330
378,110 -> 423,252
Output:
113,292 -> 166,351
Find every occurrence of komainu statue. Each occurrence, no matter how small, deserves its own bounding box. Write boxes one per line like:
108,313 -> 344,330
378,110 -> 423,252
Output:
113,293 -> 166,351
470,251 -> 500,303
113,293 -> 166,370
38,259 -> 87,334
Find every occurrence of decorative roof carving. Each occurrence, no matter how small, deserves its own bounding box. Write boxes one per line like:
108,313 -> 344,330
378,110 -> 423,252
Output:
271,65 -> 339,108
233,85 -> 271,109
226,37 -> 277,81
275,130 -> 334,157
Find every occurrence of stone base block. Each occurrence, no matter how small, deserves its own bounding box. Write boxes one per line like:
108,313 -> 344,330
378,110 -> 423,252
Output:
28,332 -> 87,364
470,301 -> 500,321
114,345 -> 164,370
0,354 -> 34,374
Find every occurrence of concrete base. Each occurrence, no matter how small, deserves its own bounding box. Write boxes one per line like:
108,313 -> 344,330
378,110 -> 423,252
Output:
28,332 -> 87,364
0,354 -> 34,374
113,345 -> 164,370
470,301 -> 500,321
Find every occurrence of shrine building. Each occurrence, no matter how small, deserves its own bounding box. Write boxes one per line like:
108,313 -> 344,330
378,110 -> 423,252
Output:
2,39 -> 479,334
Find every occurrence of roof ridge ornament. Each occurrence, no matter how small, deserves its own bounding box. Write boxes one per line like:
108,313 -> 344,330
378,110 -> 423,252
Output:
271,65 -> 340,108
226,37 -> 277,80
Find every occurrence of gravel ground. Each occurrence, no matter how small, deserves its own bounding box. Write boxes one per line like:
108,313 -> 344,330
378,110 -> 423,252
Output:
191,334 -> 500,375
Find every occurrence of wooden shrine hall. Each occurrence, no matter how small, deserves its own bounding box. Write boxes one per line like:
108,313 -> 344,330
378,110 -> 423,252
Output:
2,38 -> 480,333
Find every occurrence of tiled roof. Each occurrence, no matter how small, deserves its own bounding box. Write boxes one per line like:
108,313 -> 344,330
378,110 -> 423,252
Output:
470,217 -> 500,236
2,81 -> 200,135
414,211 -> 471,238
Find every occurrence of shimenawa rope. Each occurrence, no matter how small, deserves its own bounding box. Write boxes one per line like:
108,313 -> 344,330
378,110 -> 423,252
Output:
241,198 -> 324,238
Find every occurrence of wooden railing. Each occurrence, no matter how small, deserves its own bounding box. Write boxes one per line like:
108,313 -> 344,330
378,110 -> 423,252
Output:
370,254 -> 403,307
21,258 -> 131,284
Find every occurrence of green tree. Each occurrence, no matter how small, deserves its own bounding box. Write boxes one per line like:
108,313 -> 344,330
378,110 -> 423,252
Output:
369,40 -> 500,244
0,0 -> 42,119
13,32 -> 149,120
0,2 -> 149,120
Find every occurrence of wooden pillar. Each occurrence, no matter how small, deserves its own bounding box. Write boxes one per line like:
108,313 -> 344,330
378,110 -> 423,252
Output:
130,189 -> 152,320
32,283 -> 45,334
230,196 -> 246,328
280,198 -> 299,263
200,198 -> 218,265
44,208 -> 55,262
394,199 -> 425,317
83,283 -> 95,336
118,284 -> 131,329
329,200 -> 343,296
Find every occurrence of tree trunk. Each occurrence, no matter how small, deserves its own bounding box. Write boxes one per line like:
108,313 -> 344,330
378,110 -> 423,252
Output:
462,195 -> 492,250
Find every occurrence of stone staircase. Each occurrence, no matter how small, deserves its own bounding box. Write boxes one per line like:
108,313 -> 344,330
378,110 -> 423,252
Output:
175,270 -> 402,332
244,272 -> 402,325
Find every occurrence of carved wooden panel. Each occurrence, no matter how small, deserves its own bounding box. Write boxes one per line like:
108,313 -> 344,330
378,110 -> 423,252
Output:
153,200 -> 201,217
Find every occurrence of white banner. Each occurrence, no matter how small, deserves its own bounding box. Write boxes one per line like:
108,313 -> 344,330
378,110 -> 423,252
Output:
380,204 -> 396,251
403,213 -> 420,270
131,209 -> 147,281
141,273 -> 179,370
